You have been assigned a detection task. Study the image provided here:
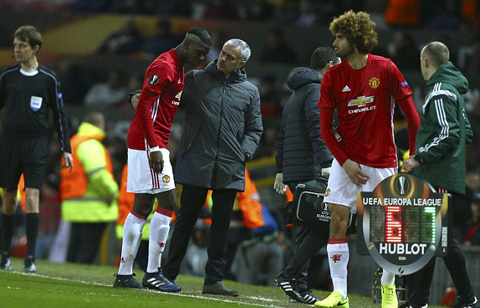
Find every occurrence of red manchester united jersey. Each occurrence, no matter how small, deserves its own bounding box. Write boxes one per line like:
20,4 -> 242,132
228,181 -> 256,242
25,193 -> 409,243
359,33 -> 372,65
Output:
127,49 -> 184,150
318,54 -> 412,168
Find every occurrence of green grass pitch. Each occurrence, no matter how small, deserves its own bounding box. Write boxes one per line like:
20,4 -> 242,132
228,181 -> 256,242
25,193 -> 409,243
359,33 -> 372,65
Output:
0,258 -> 444,307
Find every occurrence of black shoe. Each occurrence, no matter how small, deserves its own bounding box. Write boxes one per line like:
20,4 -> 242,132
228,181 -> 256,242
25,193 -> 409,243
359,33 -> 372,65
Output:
142,272 -> 181,292
161,271 -> 177,285
274,272 -> 304,303
24,255 -> 36,273
454,296 -> 479,308
0,253 -> 12,270
399,303 -> 429,308
202,281 -> 239,297
113,273 -> 143,289
299,290 -> 319,305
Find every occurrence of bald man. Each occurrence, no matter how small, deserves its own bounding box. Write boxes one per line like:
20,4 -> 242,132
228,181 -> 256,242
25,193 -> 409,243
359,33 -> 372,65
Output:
402,42 -> 477,308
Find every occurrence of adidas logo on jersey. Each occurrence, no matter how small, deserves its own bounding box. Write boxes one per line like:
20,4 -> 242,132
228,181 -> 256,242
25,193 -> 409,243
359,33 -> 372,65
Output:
342,85 -> 351,92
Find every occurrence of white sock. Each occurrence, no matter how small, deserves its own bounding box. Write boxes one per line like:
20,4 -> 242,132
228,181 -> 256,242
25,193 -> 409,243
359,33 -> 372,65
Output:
381,269 -> 395,286
146,212 -> 171,273
118,213 -> 146,275
327,239 -> 349,299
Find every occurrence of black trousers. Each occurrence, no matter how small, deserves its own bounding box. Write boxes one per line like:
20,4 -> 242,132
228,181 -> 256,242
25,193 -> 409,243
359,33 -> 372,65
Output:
163,185 -> 237,284
405,193 -> 474,304
405,238 -> 473,305
284,226 -> 329,292
67,222 -> 107,264
283,181 -> 330,292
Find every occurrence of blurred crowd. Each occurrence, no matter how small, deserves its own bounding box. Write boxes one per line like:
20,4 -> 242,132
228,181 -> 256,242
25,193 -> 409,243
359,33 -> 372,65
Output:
2,0 -> 480,31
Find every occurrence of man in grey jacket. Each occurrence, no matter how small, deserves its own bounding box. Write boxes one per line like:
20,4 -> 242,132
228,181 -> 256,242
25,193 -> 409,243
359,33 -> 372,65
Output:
163,38 -> 263,296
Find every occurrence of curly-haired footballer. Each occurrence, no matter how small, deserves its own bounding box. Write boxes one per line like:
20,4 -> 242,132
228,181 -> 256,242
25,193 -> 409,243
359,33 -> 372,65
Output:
314,11 -> 421,308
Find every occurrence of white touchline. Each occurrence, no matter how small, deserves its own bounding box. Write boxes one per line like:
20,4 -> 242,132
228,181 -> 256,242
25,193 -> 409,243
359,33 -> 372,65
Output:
4,271 -> 286,308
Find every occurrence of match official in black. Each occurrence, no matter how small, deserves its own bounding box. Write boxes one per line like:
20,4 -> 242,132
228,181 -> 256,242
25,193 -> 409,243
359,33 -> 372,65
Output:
0,25 -> 73,273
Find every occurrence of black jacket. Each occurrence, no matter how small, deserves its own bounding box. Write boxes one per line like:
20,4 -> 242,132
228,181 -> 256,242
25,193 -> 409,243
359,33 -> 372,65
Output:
0,64 -> 71,153
276,67 -> 332,183
175,61 -> 263,191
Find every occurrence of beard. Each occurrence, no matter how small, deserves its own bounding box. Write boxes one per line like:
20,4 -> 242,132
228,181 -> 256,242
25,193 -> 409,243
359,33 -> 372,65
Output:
336,44 -> 354,58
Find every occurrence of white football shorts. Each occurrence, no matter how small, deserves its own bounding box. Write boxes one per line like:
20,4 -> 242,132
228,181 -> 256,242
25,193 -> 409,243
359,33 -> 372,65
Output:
127,148 -> 175,194
324,159 -> 397,213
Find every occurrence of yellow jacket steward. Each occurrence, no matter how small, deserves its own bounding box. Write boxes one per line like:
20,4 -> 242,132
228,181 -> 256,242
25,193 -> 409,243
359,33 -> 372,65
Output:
60,122 -> 119,222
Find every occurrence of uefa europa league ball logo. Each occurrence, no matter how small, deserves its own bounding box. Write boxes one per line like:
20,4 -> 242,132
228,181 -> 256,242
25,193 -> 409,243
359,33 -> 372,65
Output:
395,175 -> 410,196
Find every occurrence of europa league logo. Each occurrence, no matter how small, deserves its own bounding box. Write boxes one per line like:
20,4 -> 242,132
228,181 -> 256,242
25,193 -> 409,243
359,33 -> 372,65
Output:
395,176 -> 410,195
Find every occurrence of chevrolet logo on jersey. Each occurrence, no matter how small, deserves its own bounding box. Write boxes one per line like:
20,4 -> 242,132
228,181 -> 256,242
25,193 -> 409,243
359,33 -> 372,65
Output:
347,96 -> 374,107
171,91 -> 182,106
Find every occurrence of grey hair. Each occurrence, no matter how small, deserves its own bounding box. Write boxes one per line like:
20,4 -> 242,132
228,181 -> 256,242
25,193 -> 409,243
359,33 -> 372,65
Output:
224,38 -> 251,62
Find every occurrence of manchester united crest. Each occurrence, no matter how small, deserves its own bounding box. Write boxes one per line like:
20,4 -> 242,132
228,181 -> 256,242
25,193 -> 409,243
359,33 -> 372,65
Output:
162,175 -> 170,183
368,77 -> 380,89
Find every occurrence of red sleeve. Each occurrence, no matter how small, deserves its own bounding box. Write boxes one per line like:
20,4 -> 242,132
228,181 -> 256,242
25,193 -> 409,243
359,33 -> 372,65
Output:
398,95 -> 420,155
318,70 -> 336,109
136,62 -> 172,148
318,73 -> 349,165
387,60 -> 413,101
320,108 -> 348,165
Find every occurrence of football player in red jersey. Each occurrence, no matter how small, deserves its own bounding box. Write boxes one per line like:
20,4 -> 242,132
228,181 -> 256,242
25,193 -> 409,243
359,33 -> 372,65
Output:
114,28 -> 211,291
314,11 -> 420,308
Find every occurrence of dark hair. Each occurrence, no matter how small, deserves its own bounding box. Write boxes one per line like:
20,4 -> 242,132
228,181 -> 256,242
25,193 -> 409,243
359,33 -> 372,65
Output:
14,25 -> 43,50
187,27 -> 212,46
311,47 -> 339,70
329,10 -> 378,54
